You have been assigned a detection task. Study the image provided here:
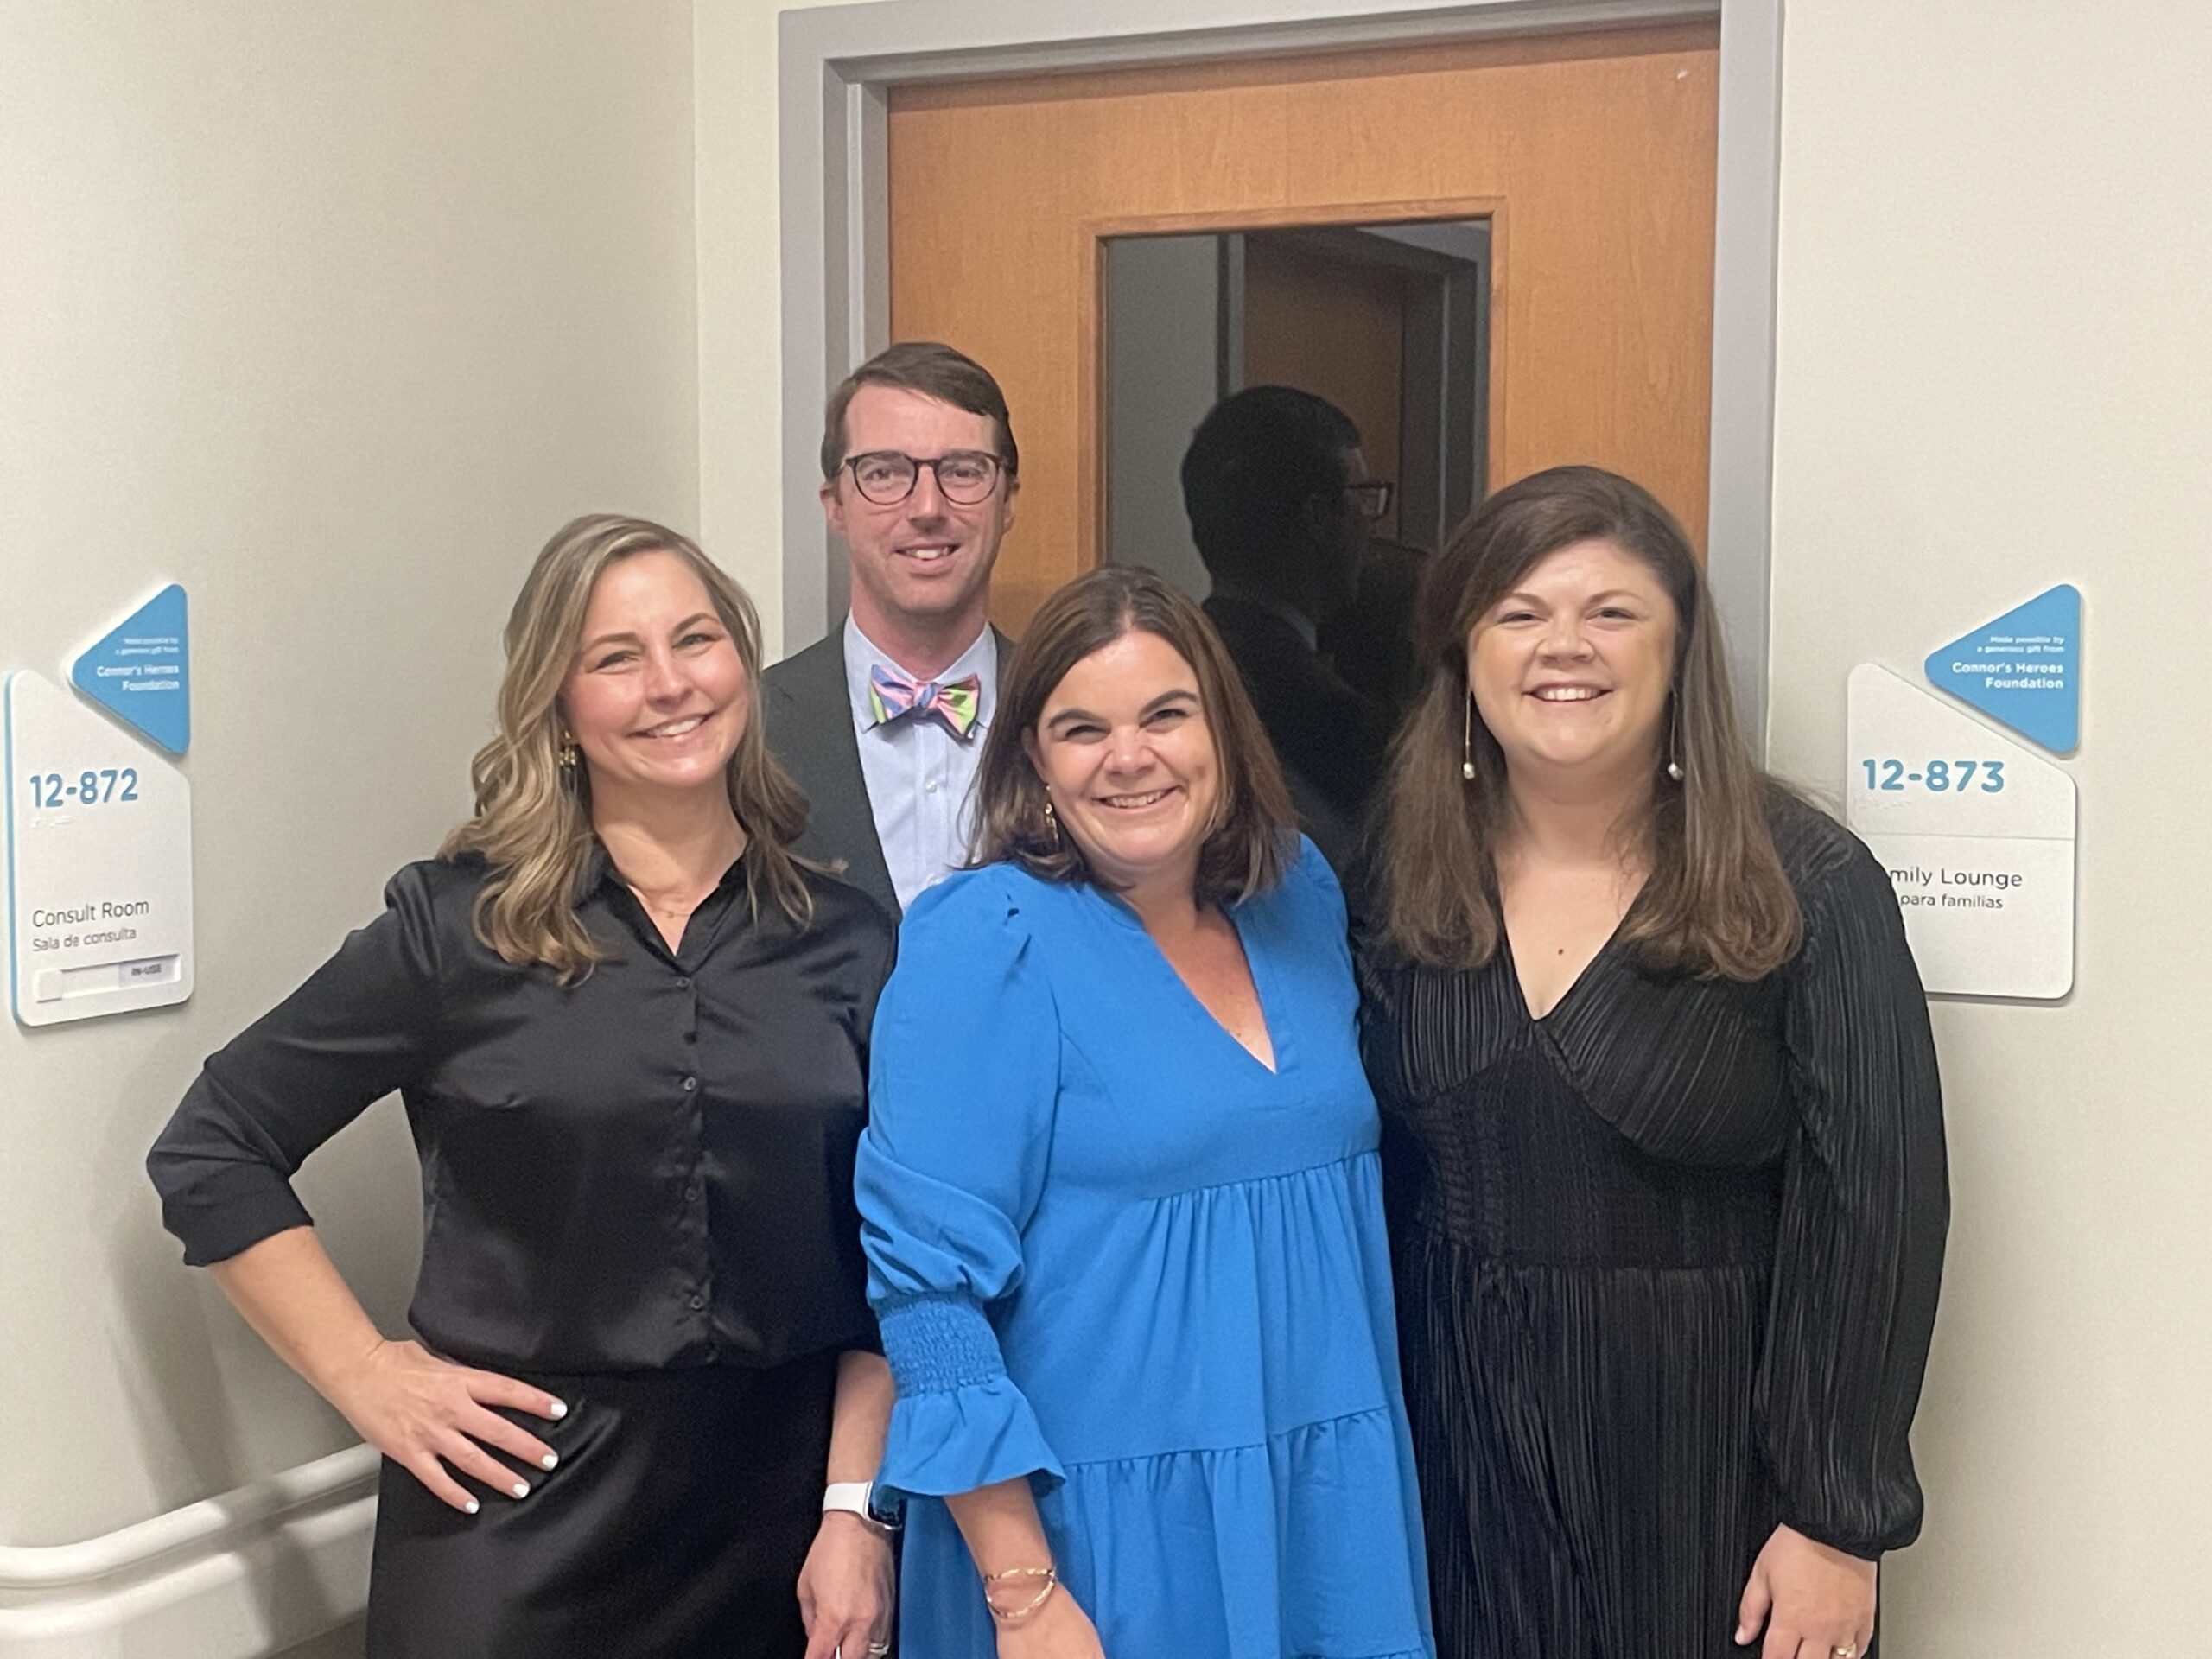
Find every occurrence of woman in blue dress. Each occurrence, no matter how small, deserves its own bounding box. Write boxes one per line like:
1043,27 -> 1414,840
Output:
856,567 -> 1433,1658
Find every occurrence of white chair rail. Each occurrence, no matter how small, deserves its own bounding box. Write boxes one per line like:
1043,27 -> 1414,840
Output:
0,1444 -> 376,1656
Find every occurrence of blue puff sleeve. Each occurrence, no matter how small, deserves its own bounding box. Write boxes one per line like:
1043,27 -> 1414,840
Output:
856,870 -> 1066,1501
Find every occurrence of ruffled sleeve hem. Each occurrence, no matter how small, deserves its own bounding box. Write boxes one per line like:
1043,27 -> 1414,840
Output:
875,1293 -> 1065,1498
879,1376 -> 1066,1501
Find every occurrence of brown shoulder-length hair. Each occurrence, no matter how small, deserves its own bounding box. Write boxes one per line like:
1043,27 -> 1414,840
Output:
1372,465 -> 1800,979
441,514 -> 814,981
969,566 -> 1297,906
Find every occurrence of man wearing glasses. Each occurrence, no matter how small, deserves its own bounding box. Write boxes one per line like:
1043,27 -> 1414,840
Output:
767,340 -> 1019,918
1180,385 -> 1395,867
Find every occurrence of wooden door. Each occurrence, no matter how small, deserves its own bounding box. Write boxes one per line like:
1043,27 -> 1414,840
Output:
888,22 -> 1719,631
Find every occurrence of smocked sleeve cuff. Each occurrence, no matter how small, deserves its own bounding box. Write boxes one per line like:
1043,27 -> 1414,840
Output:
876,1294 -> 1065,1500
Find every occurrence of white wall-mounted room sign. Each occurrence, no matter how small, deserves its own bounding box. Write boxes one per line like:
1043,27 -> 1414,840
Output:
5,670 -> 194,1026
1847,663 -> 2075,999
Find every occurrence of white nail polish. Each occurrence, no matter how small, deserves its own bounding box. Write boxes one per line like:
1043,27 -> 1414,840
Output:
512,1481 -> 531,1499
465,1499 -> 480,1516
549,1399 -> 569,1418
540,1452 -> 559,1471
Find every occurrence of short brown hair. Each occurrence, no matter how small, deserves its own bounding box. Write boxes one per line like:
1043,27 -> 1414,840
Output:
1370,465 -> 1802,979
969,566 -> 1296,906
819,340 -> 1019,480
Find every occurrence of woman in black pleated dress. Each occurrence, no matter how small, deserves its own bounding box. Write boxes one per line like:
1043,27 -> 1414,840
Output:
1357,467 -> 1948,1659
148,516 -> 898,1659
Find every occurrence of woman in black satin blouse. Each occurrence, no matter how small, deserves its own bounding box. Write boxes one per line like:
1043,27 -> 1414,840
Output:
1357,467 -> 1948,1659
149,516 -> 897,1659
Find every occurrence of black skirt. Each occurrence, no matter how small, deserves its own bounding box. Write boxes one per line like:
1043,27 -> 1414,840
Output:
365,1351 -> 836,1659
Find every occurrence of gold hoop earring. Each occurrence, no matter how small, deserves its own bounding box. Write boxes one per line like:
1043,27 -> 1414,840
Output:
1461,691 -> 1476,782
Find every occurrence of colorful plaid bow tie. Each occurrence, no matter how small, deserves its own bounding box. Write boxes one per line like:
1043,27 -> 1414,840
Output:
867,664 -> 982,739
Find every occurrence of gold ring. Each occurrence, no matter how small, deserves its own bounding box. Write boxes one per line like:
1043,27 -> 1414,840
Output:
1831,1648 -> 1858,1659
868,1646 -> 892,1657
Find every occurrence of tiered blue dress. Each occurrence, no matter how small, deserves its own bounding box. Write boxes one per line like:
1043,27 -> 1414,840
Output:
856,840 -> 1433,1658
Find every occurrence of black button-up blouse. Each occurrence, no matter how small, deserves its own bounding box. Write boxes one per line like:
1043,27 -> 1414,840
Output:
148,848 -> 894,1374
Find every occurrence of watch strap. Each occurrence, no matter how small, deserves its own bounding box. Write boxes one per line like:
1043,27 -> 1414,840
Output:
823,1479 -> 899,1533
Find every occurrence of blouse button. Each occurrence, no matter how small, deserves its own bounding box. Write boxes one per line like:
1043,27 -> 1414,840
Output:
681,1076 -> 697,1092
685,1180 -> 702,1202
676,976 -> 691,990
688,1293 -> 706,1312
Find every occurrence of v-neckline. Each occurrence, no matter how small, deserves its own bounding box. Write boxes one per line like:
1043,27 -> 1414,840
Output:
1498,885 -> 1643,1025
1114,895 -> 1281,1075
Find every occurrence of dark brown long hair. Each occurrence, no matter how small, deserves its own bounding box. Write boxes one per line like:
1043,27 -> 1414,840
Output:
969,567 -> 1296,906
441,515 -> 814,981
1370,466 -> 1800,978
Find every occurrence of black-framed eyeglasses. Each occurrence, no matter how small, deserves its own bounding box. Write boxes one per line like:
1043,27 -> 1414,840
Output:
1344,480 -> 1395,523
842,449 -> 1007,506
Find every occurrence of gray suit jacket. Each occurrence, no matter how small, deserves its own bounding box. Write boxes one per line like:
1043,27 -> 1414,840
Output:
763,624 -> 1012,922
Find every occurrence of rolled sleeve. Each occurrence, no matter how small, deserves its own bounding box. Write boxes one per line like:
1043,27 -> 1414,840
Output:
148,864 -> 446,1266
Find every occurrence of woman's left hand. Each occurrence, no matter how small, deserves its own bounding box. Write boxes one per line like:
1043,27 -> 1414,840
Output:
798,1511 -> 896,1659
1735,1522 -> 1877,1658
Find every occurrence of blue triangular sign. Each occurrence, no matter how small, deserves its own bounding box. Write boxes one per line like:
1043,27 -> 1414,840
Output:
71,584 -> 191,753
1924,583 -> 2079,753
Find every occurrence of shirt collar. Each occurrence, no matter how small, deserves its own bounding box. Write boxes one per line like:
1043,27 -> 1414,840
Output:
842,615 -> 998,734
578,838 -> 749,903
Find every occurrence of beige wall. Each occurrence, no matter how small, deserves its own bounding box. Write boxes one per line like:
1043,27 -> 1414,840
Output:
1768,1 -> 2212,1650
0,0 -> 699,1546
696,0 -> 837,648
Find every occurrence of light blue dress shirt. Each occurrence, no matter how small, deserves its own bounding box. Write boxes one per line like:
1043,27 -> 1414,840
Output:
842,617 -> 998,912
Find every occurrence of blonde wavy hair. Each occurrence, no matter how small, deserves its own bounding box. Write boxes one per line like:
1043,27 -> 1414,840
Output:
441,514 -> 813,980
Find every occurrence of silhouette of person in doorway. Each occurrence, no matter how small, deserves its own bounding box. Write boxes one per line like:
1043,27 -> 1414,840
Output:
1180,385 -> 1393,865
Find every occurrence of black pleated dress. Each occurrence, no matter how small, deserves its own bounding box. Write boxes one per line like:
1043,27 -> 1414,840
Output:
1356,801 -> 1948,1659
150,849 -> 894,1659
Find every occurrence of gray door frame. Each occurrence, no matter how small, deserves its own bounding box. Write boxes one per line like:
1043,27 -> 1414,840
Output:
769,0 -> 1783,741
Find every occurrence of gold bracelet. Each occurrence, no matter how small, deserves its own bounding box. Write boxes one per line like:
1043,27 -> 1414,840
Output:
981,1563 -> 1059,1624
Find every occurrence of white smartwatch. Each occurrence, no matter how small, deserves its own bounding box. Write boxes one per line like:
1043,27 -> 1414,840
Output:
823,1479 -> 899,1535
